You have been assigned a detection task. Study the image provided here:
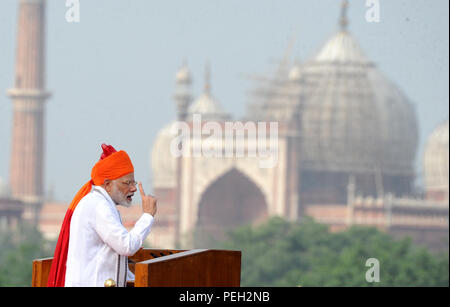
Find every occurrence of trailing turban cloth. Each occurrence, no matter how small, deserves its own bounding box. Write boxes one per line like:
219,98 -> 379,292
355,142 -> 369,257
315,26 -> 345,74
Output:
47,144 -> 134,287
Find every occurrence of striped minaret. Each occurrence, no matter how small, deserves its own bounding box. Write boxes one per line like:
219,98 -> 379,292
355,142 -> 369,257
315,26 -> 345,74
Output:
7,0 -> 50,223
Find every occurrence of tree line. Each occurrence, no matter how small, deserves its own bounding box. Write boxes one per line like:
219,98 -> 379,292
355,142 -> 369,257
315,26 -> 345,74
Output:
0,217 -> 448,286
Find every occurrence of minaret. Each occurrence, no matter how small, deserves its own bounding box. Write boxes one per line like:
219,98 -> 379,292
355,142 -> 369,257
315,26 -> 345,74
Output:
339,0 -> 349,31
173,62 -> 191,246
7,0 -> 50,223
174,61 -> 192,121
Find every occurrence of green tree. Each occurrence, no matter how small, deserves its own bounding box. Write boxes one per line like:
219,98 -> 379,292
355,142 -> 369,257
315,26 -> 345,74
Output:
219,217 -> 449,287
0,224 -> 55,286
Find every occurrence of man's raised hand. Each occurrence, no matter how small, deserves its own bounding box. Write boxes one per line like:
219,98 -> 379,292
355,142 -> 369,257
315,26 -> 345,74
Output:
138,182 -> 157,217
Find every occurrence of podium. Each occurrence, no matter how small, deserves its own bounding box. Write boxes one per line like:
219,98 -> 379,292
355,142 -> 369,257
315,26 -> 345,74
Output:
32,248 -> 241,287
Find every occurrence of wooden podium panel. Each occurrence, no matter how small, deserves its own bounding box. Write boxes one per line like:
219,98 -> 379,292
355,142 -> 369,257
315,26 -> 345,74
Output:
32,257 -> 53,287
134,249 -> 241,287
128,248 -> 187,274
32,249 -> 241,287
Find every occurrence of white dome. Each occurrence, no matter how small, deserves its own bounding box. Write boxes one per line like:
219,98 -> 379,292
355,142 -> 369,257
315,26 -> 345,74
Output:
250,29 -> 418,177
312,30 -> 370,64
187,64 -> 230,121
151,122 -> 179,188
187,92 -> 230,121
301,31 -> 418,175
423,120 -> 449,199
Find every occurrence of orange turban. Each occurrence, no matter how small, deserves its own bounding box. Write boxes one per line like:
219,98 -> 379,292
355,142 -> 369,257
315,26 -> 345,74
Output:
47,144 -> 134,287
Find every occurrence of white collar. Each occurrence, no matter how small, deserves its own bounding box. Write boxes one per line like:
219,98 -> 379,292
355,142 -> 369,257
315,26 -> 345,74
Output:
92,185 -> 116,206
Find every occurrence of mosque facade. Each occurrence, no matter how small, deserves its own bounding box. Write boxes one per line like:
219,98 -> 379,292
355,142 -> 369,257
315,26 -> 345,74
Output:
149,4 -> 449,251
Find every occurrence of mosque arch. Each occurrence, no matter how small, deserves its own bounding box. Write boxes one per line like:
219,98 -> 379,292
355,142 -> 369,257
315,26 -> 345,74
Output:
193,168 -> 268,247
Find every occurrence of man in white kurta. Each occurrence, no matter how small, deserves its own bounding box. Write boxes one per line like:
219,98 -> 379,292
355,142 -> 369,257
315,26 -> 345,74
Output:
65,185 -> 154,287
44,144 -> 158,287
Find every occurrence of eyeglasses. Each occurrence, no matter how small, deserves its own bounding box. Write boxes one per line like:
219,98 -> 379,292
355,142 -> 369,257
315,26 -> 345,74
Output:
121,180 -> 138,187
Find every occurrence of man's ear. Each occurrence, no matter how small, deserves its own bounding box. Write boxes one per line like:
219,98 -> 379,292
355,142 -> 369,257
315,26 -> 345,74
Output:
103,179 -> 113,192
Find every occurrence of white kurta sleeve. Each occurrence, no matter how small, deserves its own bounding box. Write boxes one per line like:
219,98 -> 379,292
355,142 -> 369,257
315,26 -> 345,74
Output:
95,201 -> 154,256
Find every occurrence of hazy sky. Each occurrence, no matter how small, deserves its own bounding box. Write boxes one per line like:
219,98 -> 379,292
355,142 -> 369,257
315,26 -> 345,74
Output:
0,0 -> 448,202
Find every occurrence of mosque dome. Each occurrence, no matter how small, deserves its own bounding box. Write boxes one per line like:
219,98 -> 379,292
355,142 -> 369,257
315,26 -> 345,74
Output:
187,92 -> 230,121
151,122 -> 179,188
423,120 -> 449,200
187,65 -> 230,121
297,29 -> 418,175
249,15 -> 418,177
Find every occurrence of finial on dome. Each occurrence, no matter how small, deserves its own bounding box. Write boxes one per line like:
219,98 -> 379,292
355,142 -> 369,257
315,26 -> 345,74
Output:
339,0 -> 349,31
204,61 -> 211,94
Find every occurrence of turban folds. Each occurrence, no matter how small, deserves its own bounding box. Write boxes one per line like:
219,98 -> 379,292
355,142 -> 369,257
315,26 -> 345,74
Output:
47,145 -> 134,287
91,150 -> 134,186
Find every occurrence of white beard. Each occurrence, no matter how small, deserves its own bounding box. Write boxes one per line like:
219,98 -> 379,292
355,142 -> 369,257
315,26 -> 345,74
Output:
118,201 -> 132,208
111,183 -> 133,208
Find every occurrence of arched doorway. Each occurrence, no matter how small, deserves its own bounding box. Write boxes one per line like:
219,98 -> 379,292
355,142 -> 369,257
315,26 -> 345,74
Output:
194,168 -> 268,248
